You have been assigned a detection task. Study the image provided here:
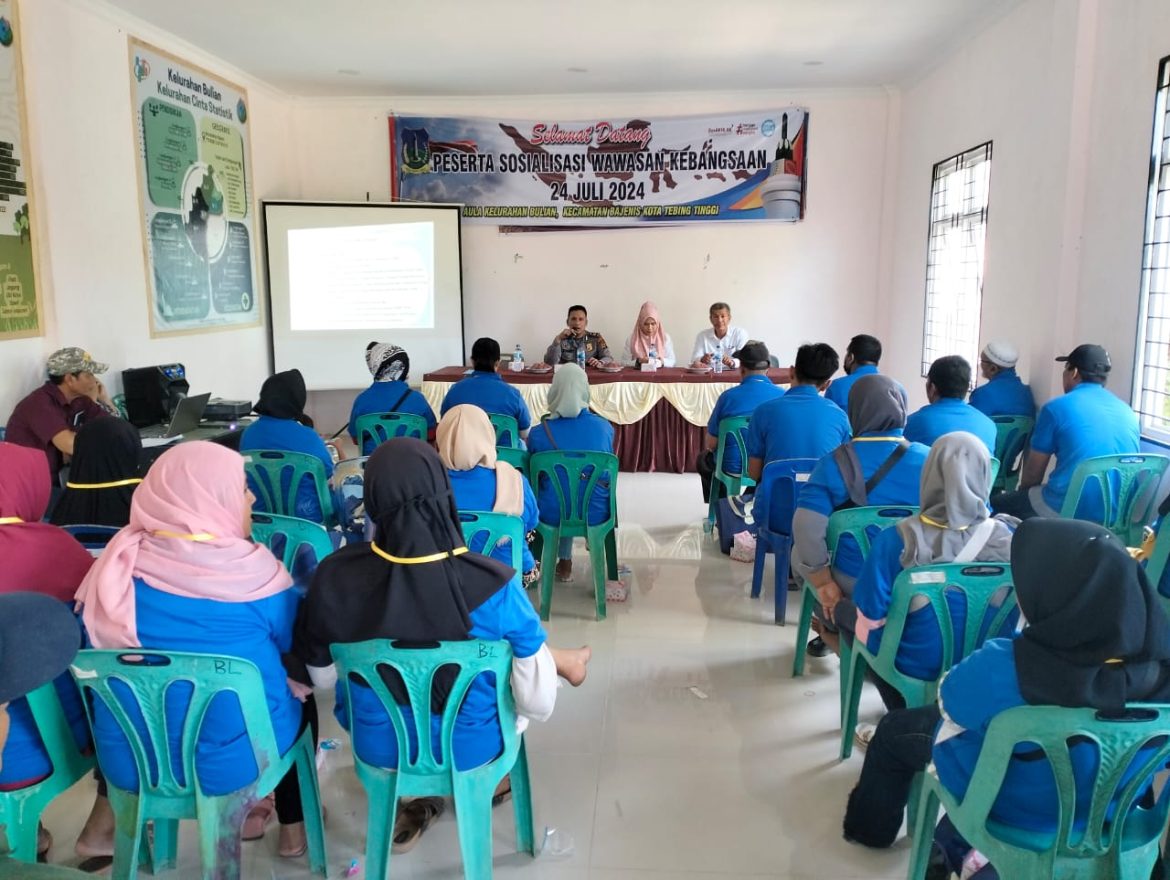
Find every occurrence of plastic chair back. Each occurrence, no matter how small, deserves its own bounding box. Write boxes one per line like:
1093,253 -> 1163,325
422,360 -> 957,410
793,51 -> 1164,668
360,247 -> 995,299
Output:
1060,454 -> 1170,545
0,861 -> 92,878
908,704 -> 1170,880
489,413 -> 523,450
751,458 -> 818,624
69,649 -> 326,879
990,415 -> 1034,493
354,412 -> 428,455
707,416 -> 755,527
330,639 -> 535,880
0,683 -> 95,862
244,449 -> 336,527
529,450 -> 619,621
250,512 -> 335,571
495,446 -> 530,476
840,561 -> 1017,758
459,511 -> 524,572
60,523 -> 121,551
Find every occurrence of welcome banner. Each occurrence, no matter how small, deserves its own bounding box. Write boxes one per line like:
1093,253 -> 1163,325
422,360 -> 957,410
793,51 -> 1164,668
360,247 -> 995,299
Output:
389,109 -> 807,227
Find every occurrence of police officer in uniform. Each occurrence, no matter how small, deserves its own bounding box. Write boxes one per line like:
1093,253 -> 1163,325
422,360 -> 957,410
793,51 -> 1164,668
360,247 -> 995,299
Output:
543,304 -> 613,366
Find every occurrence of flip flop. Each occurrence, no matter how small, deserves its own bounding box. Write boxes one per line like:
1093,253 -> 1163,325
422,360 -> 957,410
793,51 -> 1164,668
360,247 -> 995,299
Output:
391,797 -> 445,854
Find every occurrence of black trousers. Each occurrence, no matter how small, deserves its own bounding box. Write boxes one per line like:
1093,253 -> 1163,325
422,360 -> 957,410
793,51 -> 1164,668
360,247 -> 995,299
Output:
696,449 -> 717,503
274,694 -> 319,825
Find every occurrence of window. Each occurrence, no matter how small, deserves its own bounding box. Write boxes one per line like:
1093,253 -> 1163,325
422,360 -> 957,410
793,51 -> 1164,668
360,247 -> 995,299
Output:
921,142 -> 993,376
1133,56 -> 1170,441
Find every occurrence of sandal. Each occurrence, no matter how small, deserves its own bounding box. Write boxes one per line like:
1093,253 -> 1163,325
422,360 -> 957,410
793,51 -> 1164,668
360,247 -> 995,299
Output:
391,797 -> 445,854
491,780 -> 512,808
242,794 -> 276,841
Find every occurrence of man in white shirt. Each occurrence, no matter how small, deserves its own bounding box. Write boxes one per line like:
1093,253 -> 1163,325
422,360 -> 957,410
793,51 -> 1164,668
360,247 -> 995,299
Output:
690,302 -> 750,368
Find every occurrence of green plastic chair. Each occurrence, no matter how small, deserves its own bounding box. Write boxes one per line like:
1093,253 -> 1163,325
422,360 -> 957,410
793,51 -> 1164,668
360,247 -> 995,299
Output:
1059,454 -> 1170,545
530,450 -> 619,621
69,650 -> 327,880
907,704 -> 1170,880
330,639 -> 535,880
244,449 -> 337,528
488,414 -> 523,450
0,683 -> 95,863
495,446 -> 530,475
355,412 -> 428,455
989,456 -> 1001,492
0,860 -> 91,878
1143,518 -> 1170,615
706,416 -> 755,530
792,505 -> 919,678
838,561 -> 1017,759
990,415 -> 1034,493
250,512 -> 335,571
459,510 -> 524,572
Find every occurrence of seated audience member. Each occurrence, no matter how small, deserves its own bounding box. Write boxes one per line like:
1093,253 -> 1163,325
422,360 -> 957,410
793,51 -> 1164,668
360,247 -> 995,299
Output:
526,364 -> 614,583
240,368 -> 335,523
437,404 -> 541,585
50,418 -> 143,528
825,334 -> 899,411
842,432 -> 1017,713
0,442 -> 109,861
746,342 -> 851,481
842,519 -> 1170,880
621,301 -> 676,368
5,348 -> 115,484
293,439 -> 590,849
75,442 -> 315,859
544,305 -> 613,366
792,375 -> 930,658
904,356 -> 997,453
348,342 -> 437,453
0,592 -> 92,876
440,337 -> 533,438
690,301 -> 749,368
969,340 -> 1036,418
696,341 -> 784,503
991,344 -> 1139,521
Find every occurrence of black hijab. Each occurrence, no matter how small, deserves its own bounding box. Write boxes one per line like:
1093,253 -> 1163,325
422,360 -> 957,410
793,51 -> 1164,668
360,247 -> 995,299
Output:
255,369 -> 314,427
295,439 -> 512,695
50,417 -> 142,528
1012,518 -> 1170,713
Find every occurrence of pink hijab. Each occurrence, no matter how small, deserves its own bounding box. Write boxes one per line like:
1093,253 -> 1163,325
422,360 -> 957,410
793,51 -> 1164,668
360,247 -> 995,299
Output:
76,441 -> 292,649
629,300 -> 668,360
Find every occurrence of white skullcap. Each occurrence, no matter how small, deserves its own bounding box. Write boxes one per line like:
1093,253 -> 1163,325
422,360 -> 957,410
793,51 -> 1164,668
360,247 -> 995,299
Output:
982,340 -> 1019,369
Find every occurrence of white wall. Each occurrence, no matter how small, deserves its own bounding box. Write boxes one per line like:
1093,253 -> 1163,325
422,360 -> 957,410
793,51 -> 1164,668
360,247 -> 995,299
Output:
0,0 -> 295,419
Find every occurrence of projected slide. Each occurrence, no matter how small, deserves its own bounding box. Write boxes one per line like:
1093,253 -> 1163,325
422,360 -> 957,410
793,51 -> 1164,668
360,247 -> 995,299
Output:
287,222 -> 435,330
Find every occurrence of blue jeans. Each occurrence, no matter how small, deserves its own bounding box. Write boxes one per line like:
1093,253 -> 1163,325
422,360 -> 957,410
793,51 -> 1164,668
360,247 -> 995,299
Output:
557,536 -> 573,559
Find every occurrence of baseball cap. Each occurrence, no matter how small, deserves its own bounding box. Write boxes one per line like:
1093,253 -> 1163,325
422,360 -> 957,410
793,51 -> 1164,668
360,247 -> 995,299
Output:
733,341 -> 771,370
46,347 -> 108,377
1055,344 -> 1111,376
981,340 -> 1019,369
0,592 -> 81,705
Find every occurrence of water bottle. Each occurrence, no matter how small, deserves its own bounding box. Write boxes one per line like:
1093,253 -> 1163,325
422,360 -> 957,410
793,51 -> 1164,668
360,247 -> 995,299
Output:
576,345 -> 586,370
713,342 -> 723,374
514,344 -> 524,367
648,345 -> 658,369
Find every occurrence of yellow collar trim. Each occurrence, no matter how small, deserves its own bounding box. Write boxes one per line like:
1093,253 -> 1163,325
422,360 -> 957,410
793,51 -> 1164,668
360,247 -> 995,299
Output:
0,516 -> 24,525
66,478 -> 143,490
853,435 -> 904,442
151,529 -> 216,542
371,543 -> 469,565
918,514 -> 971,531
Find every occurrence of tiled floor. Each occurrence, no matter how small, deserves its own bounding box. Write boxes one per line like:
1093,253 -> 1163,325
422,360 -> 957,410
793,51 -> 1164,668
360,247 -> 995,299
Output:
38,472 -> 902,879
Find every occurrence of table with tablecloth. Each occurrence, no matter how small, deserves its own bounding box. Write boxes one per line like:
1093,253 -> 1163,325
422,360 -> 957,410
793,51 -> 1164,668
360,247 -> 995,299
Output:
421,366 -> 790,473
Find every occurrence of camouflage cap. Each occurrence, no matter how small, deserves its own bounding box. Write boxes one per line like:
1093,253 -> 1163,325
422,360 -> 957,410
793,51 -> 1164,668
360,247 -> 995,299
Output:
46,347 -> 108,377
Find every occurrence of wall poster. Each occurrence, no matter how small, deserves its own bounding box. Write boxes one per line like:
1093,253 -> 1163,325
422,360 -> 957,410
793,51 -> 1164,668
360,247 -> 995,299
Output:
129,37 -> 258,336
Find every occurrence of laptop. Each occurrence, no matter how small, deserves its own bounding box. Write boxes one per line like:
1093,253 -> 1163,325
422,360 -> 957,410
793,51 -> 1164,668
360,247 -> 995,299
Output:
138,392 -> 211,442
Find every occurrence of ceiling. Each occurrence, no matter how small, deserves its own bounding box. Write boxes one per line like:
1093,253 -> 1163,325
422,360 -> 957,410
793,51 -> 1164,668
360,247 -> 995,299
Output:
100,0 -> 1023,97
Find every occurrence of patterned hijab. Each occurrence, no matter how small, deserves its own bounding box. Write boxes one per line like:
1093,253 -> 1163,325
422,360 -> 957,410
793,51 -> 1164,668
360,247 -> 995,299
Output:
366,342 -> 409,383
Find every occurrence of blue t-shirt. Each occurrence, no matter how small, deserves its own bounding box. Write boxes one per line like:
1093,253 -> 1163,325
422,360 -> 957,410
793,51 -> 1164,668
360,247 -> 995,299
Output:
746,384 -> 852,466
240,415 -> 335,523
348,381 -> 437,453
825,364 -> 883,410
797,431 -> 929,579
904,398 -> 998,453
440,371 -> 532,431
336,578 -> 546,771
1031,383 -> 1140,514
90,579 -> 303,797
449,465 -> 539,572
706,374 -> 785,475
969,369 -> 1036,419
526,412 -> 615,527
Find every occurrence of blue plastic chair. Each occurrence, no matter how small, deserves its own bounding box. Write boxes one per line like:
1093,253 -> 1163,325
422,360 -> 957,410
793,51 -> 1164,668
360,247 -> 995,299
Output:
330,639 -> 535,880
69,650 -> 327,880
60,524 -> 121,551
459,510 -> 524,572
355,412 -> 428,455
750,458 -> 818,625
1060,454 -> 1170,545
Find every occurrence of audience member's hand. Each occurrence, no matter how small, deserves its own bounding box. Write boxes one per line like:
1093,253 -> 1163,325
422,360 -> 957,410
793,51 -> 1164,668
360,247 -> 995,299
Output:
286,677 -> 314,702
816,581 -> 843,622
91,380 -> 115,410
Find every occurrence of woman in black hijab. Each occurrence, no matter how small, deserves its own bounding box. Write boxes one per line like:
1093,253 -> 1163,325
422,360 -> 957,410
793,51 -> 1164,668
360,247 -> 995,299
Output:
294,439 -> 589,846
50,417 -> 142,528
254,369 -> 314,427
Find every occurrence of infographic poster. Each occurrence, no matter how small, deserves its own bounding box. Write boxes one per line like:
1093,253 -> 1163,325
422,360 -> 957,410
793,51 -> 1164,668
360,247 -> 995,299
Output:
129,38 -> 258,336
0,0 -> 41,340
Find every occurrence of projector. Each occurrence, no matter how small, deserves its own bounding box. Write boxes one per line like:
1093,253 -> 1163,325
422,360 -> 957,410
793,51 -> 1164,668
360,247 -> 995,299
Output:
204,398 -> 253,420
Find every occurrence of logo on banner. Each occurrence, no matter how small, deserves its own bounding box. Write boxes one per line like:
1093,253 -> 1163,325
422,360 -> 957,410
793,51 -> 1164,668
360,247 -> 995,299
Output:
133,55 -> 151,82
401,128 -> 431,174
761,119 -> 776,137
